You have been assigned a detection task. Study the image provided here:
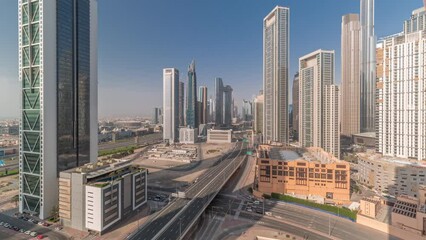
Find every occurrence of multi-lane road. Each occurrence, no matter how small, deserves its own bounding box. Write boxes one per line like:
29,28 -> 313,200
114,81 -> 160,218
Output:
130,141 -> 247,240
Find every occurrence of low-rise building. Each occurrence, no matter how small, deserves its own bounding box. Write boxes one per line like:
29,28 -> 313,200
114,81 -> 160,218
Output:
352,132 -> 376,148
391,189 -> 426,236
179,127 -> 197,144
358,151 -> 426,198
59,159 -> 147,234
359,197 -> 381,218
256,145 -> 350,204
207,129 -> 232,143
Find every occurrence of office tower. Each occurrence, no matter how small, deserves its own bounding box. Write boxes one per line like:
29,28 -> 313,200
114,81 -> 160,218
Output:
163,68 -> 179,143
197,101 -> 203,127
263,6 -> 290,144
242,100 -> 253,122
199,86 -> 208,124
186,61 -> 198,128
254,93 -> 264,134
178,81 -> 185,126
292,73 -> 299,140
223,85 -> 233,127
208,97 -> 214,123
18,0 -> 98,219
360,0 -> 376,133
215,77 -> 224,126
299,50 -> 340,158
376,7 -> 426,161
324,85 -> 341,159
341,14 -> 361,137
152,107 -> 160,124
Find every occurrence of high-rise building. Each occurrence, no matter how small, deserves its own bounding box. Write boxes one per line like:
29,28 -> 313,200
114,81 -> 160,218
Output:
215,77 -> 224,126
208,97 -> 214,123
360,0 -> 376,133
263,6 -> 290,144
254,93 -> 264,134
341,14 -> 361,137
163,68 -> 179,143
292,73 -> 299,140
178,81 -> 185,126
376,7 -> 426,161
186,61 -> 198,128
299,50 -> 340,159
199,86 -> 208,124
324,85 -> 341,159
152,107 -> 160,124
223,85 -> 233,127
18,0 -> 98,219
242,100 -> 253,122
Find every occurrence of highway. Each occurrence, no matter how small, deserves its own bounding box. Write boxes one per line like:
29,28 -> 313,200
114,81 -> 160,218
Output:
130,141 -> 247,240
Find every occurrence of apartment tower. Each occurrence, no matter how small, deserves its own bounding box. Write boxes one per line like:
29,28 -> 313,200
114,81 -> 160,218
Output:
18,0 -> 98,219
263,6 -> 290,144
299,50 -> 340,159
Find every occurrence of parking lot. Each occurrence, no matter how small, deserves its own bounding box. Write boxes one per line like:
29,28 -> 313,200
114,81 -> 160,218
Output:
0,213 -> 67,240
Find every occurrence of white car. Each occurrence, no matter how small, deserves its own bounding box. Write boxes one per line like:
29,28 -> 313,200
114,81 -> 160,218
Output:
30,232 -> 37,237
25,230 -> 31,235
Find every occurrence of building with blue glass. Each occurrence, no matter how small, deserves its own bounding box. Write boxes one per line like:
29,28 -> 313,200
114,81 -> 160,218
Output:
186,60 -> 198,128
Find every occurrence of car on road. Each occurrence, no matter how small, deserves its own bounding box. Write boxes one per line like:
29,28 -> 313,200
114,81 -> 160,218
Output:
42,223 -> 50,227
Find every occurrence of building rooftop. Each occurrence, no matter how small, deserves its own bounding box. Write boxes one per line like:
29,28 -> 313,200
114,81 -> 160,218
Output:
358,151 -> 426,168
352,132 -> 375,138
257,145 -> 341,164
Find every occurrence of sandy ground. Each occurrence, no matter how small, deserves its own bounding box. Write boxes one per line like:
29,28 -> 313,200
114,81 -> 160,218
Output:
229,226 -> 302,240
0,175 -> 19,211
134,142 -> 234,188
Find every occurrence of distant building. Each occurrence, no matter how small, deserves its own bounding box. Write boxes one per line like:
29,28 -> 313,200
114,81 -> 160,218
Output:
292,73 -> 299,140
207,129 -> 232,143
341,14 -> 361,137
376,8 -> 426,161
115,121 -> 142,130
163,68 -> 179,143
214,77 -> 224,126
263,6 -> 290,144
178,81 -> 185,126
186,61 -> 198,129
223,85 -> 233,127
242,99 -> 253,122
179,127 -> 197,144
299,50 -> 340,159
199,86 -> 208,124
352,132 -> 375,148
254,93 -> 264,134
152,108 -> 160,124
59,159 -> 147,234
256,145 -> 350,204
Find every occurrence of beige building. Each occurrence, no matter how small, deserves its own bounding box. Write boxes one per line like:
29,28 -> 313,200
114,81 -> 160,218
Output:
207,129 -> 232,143
358,151 -> 426,198
359,197 -> 381,218
254,93 -> 264,134
299,50 -> 340,159
256,145 -> 350,204
391,189 -> 426,236
341,14 -> 361,137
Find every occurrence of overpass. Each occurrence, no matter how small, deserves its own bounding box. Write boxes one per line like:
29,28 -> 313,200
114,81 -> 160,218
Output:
129,141 -> 248,240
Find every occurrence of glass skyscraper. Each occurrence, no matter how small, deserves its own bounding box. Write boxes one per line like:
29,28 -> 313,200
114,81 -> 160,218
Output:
18,0 -> 98,219
186,61 -> 198,128
163,68 -> 179,143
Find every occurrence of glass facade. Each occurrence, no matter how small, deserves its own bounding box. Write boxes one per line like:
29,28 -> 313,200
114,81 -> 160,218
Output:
186,61 -> 198,128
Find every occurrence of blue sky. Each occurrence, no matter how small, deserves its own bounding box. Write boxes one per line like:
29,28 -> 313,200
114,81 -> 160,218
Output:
0,0 -> 422,118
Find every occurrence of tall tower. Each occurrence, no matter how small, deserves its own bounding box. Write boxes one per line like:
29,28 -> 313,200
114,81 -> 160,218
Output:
360,0 -> 376,133
223,85 -> 233,127
299,50 -> 340,159
263,6 -> 290,144
186,60 -> 198,128
178,81 -> 185,126
199,86 -> 208,124
341,14 -> 361,137
214,77 -> 224,126
163,68 -> 179,143
292,73 -> 299,140
18,0 -> 98,219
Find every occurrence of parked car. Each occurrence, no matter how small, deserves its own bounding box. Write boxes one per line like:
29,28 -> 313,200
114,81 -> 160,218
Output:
30,232 -> 37,237
42,223 -> 50,227
19,229 -> 25,233
37,235 -> 44,239
0,222 -> 4,226
24,230 -> 31,235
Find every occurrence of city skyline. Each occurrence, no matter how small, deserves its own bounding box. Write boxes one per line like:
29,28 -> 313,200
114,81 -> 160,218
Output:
0,0 -> 422,118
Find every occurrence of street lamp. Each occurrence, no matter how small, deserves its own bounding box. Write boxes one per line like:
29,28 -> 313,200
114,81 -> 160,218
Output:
179,217 -> 182,238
